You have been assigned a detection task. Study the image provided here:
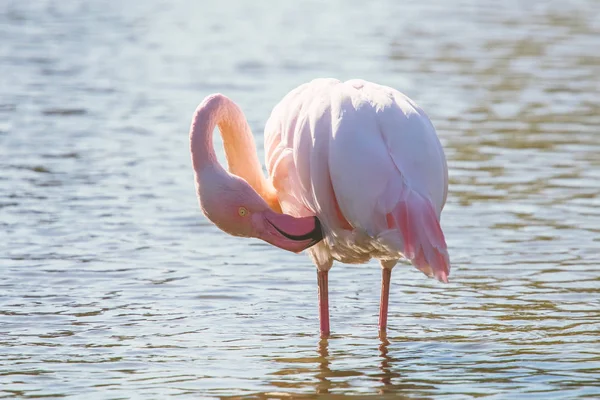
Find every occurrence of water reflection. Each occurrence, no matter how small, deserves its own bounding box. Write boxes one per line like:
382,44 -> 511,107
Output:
251,335 -> 440,399
376,333 -> 402,393
315,338 -> 333,395
265,337 -> 364,396
1,0 -> 599,398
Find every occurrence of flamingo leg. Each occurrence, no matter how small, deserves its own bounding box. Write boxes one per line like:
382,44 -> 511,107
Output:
379,267 -> 392,332
317,269 -> 330,337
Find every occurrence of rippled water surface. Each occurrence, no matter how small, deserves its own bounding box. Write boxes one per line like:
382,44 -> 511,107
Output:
1,0 -> 599,398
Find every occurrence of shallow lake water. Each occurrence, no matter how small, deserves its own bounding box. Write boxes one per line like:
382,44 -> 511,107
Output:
1,0 -> 599,398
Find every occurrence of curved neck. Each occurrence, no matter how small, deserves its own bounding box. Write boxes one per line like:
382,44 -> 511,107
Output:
189,94 -> 280,212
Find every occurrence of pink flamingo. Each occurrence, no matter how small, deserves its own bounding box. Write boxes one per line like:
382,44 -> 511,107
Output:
190,78 -> 450,337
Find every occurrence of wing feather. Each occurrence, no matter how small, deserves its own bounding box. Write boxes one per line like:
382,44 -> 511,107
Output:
263,79 -> 450,278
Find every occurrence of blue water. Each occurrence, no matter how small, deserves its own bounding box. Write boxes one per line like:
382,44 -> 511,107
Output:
1,0 -> 599,398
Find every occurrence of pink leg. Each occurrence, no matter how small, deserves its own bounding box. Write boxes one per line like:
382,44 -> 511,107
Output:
317,269 -> 330,337
379,267 -> 392,332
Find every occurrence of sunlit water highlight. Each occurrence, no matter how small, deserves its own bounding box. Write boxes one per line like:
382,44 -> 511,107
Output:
1,0 -> 599,398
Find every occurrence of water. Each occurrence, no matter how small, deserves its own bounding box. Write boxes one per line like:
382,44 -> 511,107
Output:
1,0 -> 599,398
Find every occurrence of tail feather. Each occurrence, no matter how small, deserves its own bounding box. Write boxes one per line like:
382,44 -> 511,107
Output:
387,190 -> 450,283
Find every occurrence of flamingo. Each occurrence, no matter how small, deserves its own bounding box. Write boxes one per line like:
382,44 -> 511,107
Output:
190,78 -> 450,337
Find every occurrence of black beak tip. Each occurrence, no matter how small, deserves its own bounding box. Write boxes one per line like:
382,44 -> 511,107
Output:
311,216 -> 324,244
267,215 -> 325,247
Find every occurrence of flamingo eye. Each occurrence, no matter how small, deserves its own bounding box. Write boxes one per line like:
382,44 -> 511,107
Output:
238,207 -> 248,217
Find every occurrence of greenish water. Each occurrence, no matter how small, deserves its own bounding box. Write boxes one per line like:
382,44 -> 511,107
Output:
1,0 -> 599,398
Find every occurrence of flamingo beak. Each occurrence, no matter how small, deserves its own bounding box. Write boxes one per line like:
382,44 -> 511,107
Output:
261,211 -> 323,253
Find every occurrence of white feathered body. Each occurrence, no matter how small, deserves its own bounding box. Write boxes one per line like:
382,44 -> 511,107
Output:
264,78 -> 450,281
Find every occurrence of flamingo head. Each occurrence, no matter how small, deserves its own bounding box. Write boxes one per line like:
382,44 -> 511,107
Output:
197,170 -> 323,253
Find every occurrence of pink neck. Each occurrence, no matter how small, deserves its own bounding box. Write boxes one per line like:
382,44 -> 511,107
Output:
189,94 -> 278,209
